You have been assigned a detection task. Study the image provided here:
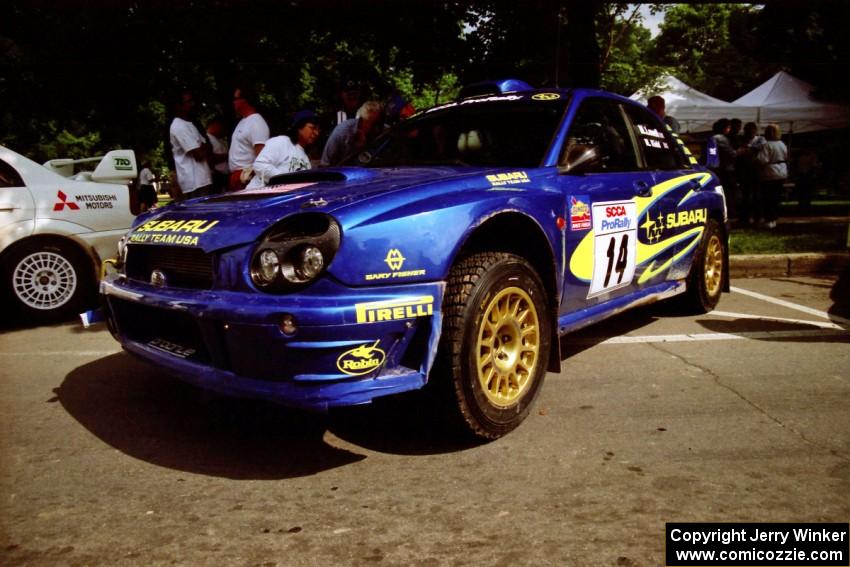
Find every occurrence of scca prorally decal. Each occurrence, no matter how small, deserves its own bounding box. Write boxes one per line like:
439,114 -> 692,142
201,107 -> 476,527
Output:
129,219 -> 219,247
354,296 -> 434,323
337,340 -> 386,376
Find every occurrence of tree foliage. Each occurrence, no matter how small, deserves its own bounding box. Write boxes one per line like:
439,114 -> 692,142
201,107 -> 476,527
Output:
0,1 -> 846,167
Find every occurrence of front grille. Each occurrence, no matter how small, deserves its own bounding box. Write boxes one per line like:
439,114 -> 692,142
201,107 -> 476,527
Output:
125,245 -> 214,289
110,298 -> 211,363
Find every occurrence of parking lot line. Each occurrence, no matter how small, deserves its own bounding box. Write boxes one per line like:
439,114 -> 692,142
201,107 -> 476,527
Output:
573,328 -> 849,345
731,285 -> 850,325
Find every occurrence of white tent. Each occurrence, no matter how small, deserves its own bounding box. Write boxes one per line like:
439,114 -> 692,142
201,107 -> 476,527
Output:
732,71 -> 850,133
631,74 -> 755,133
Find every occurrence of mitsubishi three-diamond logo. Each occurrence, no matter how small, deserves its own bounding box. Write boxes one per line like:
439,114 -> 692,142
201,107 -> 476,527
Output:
53,190 -> 80,211
384,249 -> 406,271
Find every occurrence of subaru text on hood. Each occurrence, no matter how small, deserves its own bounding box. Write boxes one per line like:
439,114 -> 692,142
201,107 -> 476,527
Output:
101,88 -> 728,439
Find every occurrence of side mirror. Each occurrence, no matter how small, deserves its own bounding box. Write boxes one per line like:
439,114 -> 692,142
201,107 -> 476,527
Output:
559,144 -> 601,174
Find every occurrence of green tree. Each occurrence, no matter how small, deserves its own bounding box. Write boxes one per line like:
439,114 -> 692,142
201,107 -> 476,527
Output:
650,3 -> 761,100
733,0 -> 850,101
597,3 -> 666,96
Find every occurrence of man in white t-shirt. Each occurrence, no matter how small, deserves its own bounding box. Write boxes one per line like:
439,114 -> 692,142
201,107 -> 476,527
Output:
246,110 -> 321,190
168,91 -> 213,200
228,84 -> 269,191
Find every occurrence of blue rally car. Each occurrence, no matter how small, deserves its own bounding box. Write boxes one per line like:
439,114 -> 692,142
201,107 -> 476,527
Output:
101,87 -> 728,439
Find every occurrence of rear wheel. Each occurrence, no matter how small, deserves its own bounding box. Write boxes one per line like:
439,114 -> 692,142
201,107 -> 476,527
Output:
680,219 -> 725,313
436,252 -> 551,439
3,240 -> 93,323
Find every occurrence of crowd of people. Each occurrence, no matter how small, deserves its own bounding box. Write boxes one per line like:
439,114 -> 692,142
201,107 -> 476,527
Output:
710,117 -> 790,228
151,87 -> 802,231
151,79 -> 413,205
648,95 -> 797,229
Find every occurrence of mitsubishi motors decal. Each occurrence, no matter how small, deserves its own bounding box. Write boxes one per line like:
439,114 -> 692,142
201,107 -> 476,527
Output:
53,190 -> 118,211
53,190 -> 80,211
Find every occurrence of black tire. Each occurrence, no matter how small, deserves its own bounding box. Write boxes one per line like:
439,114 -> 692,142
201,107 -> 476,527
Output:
2,239 -> 93,323
435,252 -> 551,439
680,219 -> 725,313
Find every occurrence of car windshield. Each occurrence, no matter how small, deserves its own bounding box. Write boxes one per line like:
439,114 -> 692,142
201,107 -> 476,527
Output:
351,96 -> 569,168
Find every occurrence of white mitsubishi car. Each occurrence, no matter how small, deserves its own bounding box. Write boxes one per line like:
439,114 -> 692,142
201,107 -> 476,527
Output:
0,145 -> 138,322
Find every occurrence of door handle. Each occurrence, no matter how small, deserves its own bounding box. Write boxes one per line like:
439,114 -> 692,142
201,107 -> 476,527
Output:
0,205 -> 20,212
633,181 -> 652,197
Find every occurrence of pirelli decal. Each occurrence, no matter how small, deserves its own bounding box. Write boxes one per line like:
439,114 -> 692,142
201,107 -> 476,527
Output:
355,296 -> 434,324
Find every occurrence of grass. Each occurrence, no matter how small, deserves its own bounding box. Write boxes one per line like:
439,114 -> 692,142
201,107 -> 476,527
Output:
729,199 -> 849,255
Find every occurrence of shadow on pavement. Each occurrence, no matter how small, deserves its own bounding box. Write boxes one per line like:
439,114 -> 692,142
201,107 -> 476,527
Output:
57,353 -> 365,479
559,303 -> 661,358
57,353 -> 479,477
828,267 -> 850,326
696,316 -> 850,342
327,393 -> 484,456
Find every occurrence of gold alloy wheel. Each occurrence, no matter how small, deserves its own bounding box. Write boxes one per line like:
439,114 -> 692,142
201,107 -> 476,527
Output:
704,234 -> 723,297
476,286 -> 540,408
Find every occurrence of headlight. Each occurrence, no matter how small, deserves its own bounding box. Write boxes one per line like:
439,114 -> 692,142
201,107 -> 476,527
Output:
253,249 -> 280,284
250,214 -> 340,292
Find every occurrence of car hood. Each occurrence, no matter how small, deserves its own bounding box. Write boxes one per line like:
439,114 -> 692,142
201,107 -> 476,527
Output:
128,166 -> 521,252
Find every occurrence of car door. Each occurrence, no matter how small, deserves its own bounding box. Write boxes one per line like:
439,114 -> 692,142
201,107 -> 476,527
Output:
0,158 -> 36,248
558,96 -> 657,313
622,102 -> 710,285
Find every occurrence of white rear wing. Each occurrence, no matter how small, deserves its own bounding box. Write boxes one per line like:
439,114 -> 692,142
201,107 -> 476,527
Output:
43,149 -> 137,182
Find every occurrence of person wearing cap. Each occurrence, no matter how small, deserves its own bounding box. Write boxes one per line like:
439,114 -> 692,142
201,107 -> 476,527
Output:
245,110 -> 321,190
335,78 -> 366,126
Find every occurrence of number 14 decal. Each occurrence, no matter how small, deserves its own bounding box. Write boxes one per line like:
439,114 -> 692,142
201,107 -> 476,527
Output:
588,200 -> 637,298
604,234 -> 629,287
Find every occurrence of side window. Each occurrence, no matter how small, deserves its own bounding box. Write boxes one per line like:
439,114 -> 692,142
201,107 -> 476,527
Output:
0,159 -> 25,188
562,98 -> 639,173
624,105 -> 685,170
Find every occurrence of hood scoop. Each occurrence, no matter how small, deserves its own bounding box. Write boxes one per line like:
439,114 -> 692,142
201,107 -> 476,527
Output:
268,167 -> 378,186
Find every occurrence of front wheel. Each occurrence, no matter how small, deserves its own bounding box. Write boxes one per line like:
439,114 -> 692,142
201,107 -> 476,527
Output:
436,252 -> 551,439
680,219 -> 725,313
3,240 -> 93,323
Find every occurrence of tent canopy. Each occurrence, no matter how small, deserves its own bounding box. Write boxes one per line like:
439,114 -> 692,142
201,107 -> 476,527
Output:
732,71 -> 850,133
630,74 -> 754,133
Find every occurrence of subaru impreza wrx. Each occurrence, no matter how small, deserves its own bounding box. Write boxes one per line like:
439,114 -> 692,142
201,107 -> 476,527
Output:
101,88 -> 728,439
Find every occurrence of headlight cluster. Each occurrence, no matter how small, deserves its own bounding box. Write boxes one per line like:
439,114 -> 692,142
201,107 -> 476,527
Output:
250,213 -> 341,292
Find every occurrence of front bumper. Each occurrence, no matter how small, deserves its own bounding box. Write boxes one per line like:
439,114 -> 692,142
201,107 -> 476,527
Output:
100,275 -> 445,411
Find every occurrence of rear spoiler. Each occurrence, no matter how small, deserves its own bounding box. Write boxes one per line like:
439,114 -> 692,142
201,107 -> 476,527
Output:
44,149 -> 137,182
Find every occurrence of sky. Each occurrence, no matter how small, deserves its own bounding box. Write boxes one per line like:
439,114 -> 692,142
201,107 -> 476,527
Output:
636,4 -> 665,37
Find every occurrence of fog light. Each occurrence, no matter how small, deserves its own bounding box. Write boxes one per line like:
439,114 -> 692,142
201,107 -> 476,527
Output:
280,314 -> 297,335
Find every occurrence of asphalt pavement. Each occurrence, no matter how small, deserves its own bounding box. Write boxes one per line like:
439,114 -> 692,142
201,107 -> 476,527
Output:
1,275 -> 848,566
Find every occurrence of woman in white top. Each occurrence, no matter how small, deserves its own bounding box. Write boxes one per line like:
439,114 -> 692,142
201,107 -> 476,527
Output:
755,124 -> 788,228
246,110 -> 321,190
